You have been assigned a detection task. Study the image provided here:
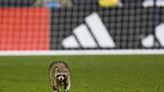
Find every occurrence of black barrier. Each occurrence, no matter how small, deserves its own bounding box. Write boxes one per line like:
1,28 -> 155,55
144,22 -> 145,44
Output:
50,0 -> 164,50
0,0 -> 164,50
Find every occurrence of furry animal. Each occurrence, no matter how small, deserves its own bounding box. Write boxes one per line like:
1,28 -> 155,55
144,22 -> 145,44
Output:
49,61 -> 71,92
33,0 -> 73,8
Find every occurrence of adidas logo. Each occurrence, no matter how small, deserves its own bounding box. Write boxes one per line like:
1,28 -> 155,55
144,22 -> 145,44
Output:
142,23 -> 164,47
143,0 -> 164,7
62,13 -> 116,49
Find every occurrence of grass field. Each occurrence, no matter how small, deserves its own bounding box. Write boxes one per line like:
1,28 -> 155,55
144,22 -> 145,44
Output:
0,55 -> 164,92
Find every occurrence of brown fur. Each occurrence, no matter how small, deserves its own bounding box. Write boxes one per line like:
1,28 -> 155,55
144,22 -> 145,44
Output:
49,61 -> 71,92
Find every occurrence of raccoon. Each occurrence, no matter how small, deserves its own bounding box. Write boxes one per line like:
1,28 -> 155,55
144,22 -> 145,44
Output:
33,0 -> 73,8
49,61 -> 71,92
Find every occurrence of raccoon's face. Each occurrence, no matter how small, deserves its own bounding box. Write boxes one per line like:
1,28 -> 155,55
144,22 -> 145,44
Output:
56,73 -> 66,81
55,68 -> 68,81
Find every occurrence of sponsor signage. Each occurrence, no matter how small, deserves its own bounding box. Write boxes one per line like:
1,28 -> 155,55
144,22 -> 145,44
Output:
62,13 -> 116,49
50,0 -> 164,50
0,0 -> 164,51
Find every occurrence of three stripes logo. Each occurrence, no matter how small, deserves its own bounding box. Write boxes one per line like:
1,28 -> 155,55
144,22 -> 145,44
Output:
142,23 -> 164,48
62,13 -> 116,49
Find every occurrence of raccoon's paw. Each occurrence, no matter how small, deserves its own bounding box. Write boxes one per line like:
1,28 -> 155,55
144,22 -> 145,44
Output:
64,89 -> 69,92
54,90 -> 59,92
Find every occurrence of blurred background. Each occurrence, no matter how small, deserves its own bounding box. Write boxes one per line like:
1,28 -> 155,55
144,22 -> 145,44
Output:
0,0 -> 164,53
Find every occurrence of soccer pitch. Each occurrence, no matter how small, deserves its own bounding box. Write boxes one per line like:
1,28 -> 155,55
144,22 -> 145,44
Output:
0,55 -> 164,92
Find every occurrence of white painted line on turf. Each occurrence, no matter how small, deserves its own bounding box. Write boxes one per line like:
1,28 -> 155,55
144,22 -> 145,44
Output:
0,49 -> 164,56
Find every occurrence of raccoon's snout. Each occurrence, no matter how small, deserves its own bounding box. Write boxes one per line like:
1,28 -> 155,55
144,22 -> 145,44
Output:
58,76 -> 65,81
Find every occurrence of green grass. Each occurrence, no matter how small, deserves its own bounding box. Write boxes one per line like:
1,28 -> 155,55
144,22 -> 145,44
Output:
0,55 -> 164,92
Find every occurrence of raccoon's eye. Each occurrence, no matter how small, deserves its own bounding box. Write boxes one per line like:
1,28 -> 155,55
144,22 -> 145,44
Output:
63,75 -> 66,77
56,75 -> 60,77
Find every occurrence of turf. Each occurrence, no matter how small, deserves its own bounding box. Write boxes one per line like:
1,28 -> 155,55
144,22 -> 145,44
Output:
0,55 -> 164,92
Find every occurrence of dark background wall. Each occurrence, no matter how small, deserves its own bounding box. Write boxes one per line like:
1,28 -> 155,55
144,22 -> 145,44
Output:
0,0 -> 164,50
50,0 -> 164,50
0,0 -> 35,7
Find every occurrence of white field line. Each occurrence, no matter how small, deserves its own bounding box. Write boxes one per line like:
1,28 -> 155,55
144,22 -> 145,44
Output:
0,49 -> 164,56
